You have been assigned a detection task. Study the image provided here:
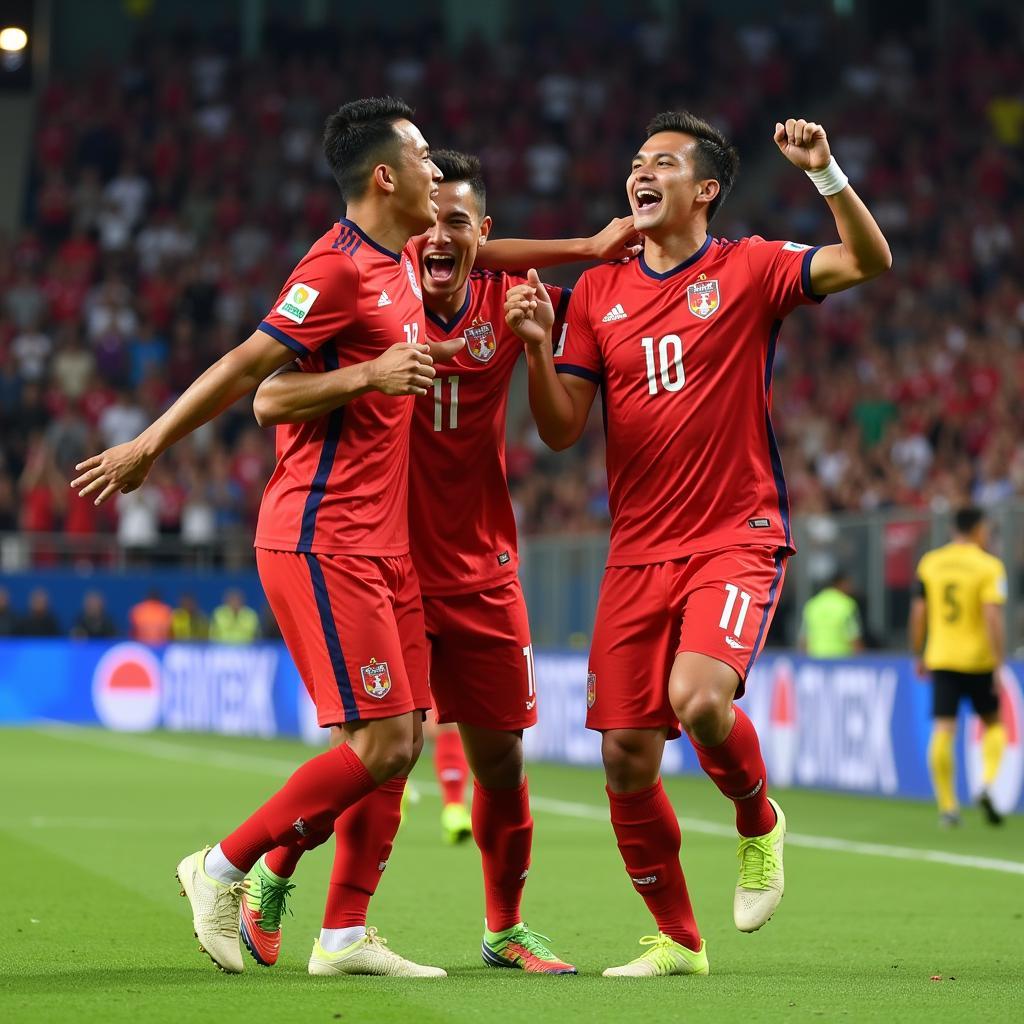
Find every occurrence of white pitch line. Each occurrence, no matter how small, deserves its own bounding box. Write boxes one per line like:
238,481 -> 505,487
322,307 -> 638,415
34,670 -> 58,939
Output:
28,724 -> 1024,877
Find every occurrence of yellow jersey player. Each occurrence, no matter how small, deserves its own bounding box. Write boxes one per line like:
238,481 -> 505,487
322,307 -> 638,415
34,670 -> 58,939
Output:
910,507 -> 1008,827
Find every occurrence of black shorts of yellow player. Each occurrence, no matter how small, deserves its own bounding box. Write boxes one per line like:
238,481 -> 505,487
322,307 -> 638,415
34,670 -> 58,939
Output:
930,669 -> 1000,719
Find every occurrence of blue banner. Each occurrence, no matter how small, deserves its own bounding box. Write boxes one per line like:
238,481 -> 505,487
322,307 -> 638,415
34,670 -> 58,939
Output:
1,641 -> 1020,813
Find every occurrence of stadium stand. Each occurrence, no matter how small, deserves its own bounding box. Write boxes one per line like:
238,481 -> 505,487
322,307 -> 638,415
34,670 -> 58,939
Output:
0,9 -> 1021,556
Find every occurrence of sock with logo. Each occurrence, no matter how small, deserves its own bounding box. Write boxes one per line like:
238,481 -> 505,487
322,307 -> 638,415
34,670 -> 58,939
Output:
607,781 -> 701,951
322,776 -> 406,928
691,705 -> 776,837
263,827 -> 333,879
219,744 -> 377,873
473,779 -> 532,932
435,729 -> 470,806
981,723 -> 1007,788
928,728 -> 957,813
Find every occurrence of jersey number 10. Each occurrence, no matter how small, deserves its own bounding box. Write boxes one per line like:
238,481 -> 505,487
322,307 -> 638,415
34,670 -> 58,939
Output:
641,335 -> 686,395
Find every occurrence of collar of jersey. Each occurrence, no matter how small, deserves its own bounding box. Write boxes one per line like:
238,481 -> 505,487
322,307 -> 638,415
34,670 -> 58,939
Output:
425,279 -> 474,334
638,235 -> 713,281
338,218 -> 403,262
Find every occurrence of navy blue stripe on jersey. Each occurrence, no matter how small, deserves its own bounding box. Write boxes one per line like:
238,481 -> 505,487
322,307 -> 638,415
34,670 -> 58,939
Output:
331,225 -> 362,257
801,245 -> 826,303
339,218 -> 401,262
743,551 -> 786,678
297,347 -> 345,553
303,553 -> 359,721
556,363 -> 601,384
555,287 -> 572,321
764,320 -> 792,548
425,279 -> 473,333
638,235 -> 712,280
259,320 -> 309,355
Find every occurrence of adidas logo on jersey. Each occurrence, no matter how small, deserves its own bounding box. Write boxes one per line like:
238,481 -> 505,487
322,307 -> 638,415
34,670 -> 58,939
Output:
602,303 -> 627,322
377,290 -> 392,307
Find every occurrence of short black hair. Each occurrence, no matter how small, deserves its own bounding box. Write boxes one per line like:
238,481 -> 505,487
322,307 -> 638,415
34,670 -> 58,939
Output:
645,111 -> 740,224
954,506 -> 985,534
431,149 -> 486,215
323,97 -> 414,202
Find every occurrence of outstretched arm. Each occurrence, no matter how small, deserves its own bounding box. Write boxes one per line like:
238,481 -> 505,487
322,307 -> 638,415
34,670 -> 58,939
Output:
71,328 -> 297,504
774,118 -> 892,295
477,216 -> 641,271
505,270 -> 596,451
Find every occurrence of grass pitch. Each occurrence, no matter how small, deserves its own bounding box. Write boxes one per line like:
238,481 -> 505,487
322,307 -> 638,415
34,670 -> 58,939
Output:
2,726 -> 1021,1023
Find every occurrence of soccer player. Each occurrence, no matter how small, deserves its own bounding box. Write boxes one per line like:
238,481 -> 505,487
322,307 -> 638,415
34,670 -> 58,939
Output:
71,97 -> 463,977
505,113 -> 891,977
251,150 -> 636,973
910,506 -> 1008,827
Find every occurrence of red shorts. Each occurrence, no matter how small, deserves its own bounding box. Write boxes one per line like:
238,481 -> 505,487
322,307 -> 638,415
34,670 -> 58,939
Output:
257,548 -> 429,727
424,579 -> 537,731
586,546 -> 787,737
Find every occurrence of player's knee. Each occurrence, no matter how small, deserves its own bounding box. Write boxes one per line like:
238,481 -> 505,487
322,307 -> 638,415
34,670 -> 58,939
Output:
351,716 -> 416,781
473,739 -> 524,790
675,689 -> 731,744
601,731 -> 659,791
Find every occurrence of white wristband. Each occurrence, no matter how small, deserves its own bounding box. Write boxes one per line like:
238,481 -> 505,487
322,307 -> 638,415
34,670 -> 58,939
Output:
805,156 -> 848,196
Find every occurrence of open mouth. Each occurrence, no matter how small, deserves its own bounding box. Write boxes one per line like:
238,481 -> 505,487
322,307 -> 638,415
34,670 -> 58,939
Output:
634,188 -> 663,213
424,253 -> 456,283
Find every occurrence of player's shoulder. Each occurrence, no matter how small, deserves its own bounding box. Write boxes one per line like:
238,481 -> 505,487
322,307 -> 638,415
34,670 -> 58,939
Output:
295,223 -> 365,276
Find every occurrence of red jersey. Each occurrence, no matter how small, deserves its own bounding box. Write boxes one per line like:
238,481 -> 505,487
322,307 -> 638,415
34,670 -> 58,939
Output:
409,270 -> 569,595
254,219 -> 426,556
555,235 -> 823,567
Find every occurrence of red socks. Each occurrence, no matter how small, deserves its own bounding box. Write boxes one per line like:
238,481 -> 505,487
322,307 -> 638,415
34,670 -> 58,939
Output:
472,779 -> 532,932
323,776 -> 406,929
220,744 -> 376,873
691,705 -> 776,837
263,828 -> 331,879
435,730 -> 469,806
607,781 -> 701,951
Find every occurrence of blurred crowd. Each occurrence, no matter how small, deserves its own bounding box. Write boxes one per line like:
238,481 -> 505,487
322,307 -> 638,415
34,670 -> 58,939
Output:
0,6 -> 1021,559
0,584 -> 275,642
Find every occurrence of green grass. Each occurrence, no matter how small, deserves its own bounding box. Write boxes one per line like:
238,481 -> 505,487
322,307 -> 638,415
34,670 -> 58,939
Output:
2,727 -> 1022,1023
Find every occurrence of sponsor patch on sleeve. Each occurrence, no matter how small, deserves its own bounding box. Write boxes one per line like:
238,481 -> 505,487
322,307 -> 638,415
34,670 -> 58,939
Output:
782,241 -> 811,252
276,283 -> 320,324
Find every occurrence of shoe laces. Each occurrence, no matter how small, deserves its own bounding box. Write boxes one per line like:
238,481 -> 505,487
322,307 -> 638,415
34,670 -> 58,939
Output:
737,834 -> 779,889
506,925 -> 558,961
215,880 -> 249,937
363,926 -> 390,952
255,874 -> 295,932
635,934 -> 678,972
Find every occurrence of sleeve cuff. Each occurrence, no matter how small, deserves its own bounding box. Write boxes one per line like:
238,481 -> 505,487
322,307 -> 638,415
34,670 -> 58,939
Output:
556,363 -> 601,384
258,320 -> 310,355
801,246 -> 826,303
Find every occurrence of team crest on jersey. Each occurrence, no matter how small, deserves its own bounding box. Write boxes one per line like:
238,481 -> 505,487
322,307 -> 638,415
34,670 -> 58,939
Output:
360,658 -> 392,699
586,671 -> 597,709
403,255 -> 422,300
687,278 -> 720,320
465,319 -> 497,363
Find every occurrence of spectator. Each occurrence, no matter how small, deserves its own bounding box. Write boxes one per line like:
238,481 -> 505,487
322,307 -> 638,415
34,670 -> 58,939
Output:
0,587 -> 17,635
129,590 -> 173,645
17,588 -> 62,637
799,571 -> 864,659
171,593 -> 209,641
209,589 -> 260,645
71,590 -> 117,639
